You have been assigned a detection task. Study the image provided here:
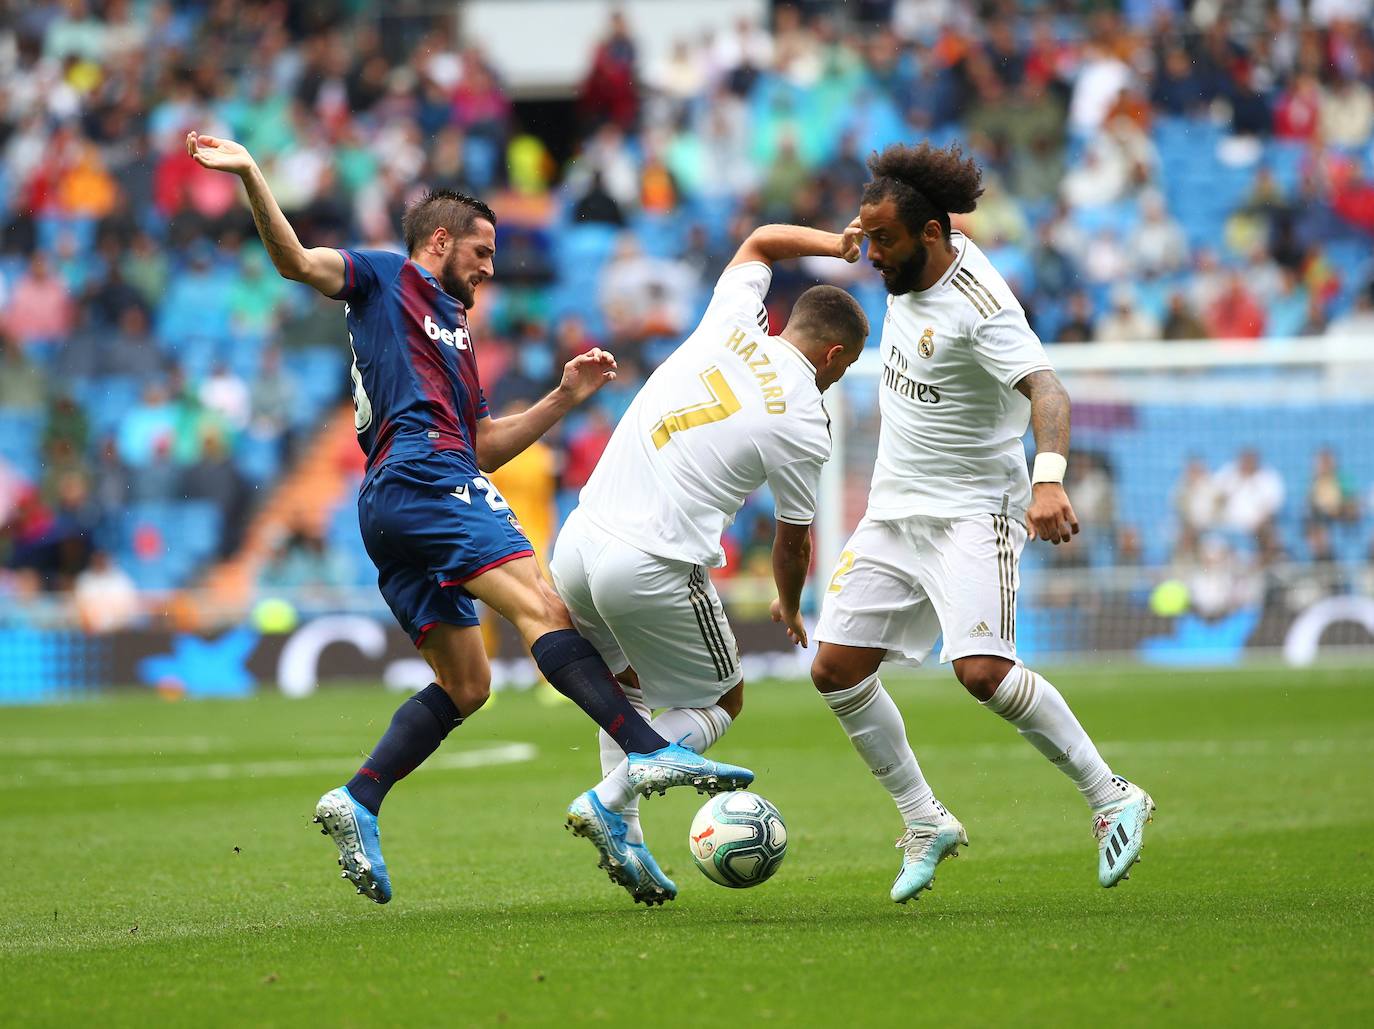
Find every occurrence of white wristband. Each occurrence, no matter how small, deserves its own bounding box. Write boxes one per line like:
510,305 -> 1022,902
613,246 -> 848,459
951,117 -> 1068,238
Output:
1032,452 -> 1067,485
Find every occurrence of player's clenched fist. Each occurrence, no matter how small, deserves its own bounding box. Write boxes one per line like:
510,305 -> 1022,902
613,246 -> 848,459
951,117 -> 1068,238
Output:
557,348 -> 618,405
185,132 -> 256,176
839,217 -> 864,263
1026,482 -> 1079,545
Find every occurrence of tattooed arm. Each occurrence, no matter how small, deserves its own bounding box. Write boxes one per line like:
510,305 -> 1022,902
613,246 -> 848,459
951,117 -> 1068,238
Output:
185,131 -> 345,297
1016,369 -> 1072,457
1015,369 -> 1080,545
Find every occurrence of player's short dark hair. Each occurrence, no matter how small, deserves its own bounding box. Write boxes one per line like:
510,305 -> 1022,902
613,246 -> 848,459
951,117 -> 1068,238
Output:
402,189 -> 497,255
788,285 -> 869,352
861,142 -> 983,239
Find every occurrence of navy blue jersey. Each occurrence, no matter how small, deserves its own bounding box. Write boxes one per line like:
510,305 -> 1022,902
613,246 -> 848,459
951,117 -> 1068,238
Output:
333,249 -> 488,477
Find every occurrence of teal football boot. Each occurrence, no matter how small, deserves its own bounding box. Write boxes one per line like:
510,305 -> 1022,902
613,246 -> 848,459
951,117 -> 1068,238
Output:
1093,783 -> 1155,887
566,790 -> 650,901
626,742 -> 753,798
313,786 -> 392,904
626,841 -> 677,906
891,808 -> 968,904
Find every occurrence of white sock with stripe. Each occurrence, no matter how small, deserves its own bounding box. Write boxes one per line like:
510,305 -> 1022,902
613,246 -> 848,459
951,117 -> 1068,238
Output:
594,697 -> 733,843
982,665 -> 1128,809
823,673 -> 943,825
595,684 -> 652,843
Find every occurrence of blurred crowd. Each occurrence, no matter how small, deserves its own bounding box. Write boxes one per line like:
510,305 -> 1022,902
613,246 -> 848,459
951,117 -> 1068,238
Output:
1036,442 -> 1374,618
3,0 -> 1374,613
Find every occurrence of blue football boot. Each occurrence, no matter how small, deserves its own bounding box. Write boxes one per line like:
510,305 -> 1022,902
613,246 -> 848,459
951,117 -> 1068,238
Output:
1093,782 -> 1155,887
626,742 -> 754,798
891,807 -> 968,904
566,790 -> 650,901
626,841 -> 677,906
313,786 -> 392,904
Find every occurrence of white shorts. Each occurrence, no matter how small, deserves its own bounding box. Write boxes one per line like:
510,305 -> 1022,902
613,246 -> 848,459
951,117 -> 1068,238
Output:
814,513 -> 1026,667
549,510 -> 742,710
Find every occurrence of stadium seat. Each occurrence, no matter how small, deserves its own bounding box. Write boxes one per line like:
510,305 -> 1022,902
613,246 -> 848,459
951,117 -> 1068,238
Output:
71,376 -> 142,438
554,224 -> 621,280
120,501 -> 223,590
0,412 -> 43,481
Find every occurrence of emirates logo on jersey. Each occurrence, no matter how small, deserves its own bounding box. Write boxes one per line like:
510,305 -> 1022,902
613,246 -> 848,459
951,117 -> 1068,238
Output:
918,327 -> 936,359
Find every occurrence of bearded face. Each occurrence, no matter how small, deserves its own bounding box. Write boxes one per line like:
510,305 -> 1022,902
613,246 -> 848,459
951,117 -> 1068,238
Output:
859,198 -> 929,297
873,241 -> 928,296
437,219 -> 496,308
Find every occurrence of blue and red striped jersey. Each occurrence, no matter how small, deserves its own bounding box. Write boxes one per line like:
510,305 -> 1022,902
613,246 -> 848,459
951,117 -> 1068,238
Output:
333,249 -> 489,476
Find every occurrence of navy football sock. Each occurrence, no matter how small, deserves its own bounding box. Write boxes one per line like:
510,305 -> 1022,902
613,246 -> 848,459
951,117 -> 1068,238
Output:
530,630 -> 669,755
346,683 -> 463,815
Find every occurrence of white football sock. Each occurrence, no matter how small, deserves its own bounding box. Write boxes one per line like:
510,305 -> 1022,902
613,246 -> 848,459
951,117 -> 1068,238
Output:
823,673 -> 942,824
982,665 -> 1126,809
594,684 -> 651,843
593,696 -> 734,843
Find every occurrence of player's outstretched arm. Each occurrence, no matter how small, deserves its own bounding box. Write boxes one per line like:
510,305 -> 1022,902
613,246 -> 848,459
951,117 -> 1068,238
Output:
727,222 -> 863,270
185,131 -> 345,297
476,349 -> 618,472
768,521 -> 813,647
1016,369 -> 1080,545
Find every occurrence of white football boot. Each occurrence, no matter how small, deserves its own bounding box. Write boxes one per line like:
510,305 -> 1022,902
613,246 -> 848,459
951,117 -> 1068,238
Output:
891,807 -> 968,904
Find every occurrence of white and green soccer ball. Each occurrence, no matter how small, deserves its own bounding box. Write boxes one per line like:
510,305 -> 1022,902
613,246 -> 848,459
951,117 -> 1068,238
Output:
688,791 -> 788,888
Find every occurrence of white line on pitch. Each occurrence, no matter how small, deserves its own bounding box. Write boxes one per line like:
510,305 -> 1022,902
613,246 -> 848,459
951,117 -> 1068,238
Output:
0,734 -> 399,756
913,736 -> 1374,761
13,743 -> 538,789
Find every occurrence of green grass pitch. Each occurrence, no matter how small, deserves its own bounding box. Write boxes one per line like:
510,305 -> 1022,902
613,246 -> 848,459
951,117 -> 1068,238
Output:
7,665 -> 1373,1026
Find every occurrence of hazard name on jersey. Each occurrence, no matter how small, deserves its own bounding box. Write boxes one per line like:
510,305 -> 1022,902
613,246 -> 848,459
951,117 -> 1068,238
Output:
723,328 -> 788,413
578,261 -> 831,568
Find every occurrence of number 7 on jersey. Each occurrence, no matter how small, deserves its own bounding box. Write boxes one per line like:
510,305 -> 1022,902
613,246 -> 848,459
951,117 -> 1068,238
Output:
650,366 -> 742,449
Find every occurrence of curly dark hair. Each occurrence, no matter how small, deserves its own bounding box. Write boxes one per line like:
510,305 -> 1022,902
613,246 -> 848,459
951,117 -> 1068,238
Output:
401,188 -> 497,255
861,142 -> 984,238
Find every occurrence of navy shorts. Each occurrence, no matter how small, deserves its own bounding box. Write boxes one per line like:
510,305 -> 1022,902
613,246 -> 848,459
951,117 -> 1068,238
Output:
358,453 -> 534,645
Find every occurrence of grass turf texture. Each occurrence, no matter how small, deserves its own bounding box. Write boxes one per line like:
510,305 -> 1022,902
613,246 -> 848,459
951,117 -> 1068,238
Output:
7,666 -> 1373,1027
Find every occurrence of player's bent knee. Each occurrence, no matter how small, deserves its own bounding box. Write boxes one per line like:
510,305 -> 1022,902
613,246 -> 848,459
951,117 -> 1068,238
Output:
952,656 -> 1012,702
518,581 -> 573,639
540,587 -> 573,630
435,675 -> 491,717
811,644 -> 886,694
811,654 -> 857,694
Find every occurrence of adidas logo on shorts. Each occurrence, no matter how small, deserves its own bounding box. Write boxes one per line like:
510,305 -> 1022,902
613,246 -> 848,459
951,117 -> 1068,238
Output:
968,621 -> 993,638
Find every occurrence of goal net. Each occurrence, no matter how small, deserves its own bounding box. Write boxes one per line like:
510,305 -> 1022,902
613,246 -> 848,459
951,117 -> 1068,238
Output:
812,338 -> 1374,667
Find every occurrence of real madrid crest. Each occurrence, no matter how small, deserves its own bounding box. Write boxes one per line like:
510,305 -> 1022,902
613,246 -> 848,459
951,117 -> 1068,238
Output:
918,327 -> 935,359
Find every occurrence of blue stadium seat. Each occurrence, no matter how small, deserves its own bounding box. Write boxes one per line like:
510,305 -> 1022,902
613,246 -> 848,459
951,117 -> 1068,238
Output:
1070,199 -> 1140,238
326,479 -> 373,586
283,347 -> 345,427
71,376 -> 141,438
120,501 -> 223,589
0,412 -> 43,481
631,212 -> 688,259
234,433 -> 281,484
35,215 -> 97,253
553,224 -> 621,280
687,196 -> 740,246
1266,140 -> 1310,196
463,135 -> 502,191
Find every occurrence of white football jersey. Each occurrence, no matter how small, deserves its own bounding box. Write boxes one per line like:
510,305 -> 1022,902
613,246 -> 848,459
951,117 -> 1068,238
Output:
867,231 -> 1052,521
578,262 -> 831,567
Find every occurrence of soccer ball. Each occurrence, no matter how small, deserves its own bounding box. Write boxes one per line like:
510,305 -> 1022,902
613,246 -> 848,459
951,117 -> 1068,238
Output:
687,791 -> 788,888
